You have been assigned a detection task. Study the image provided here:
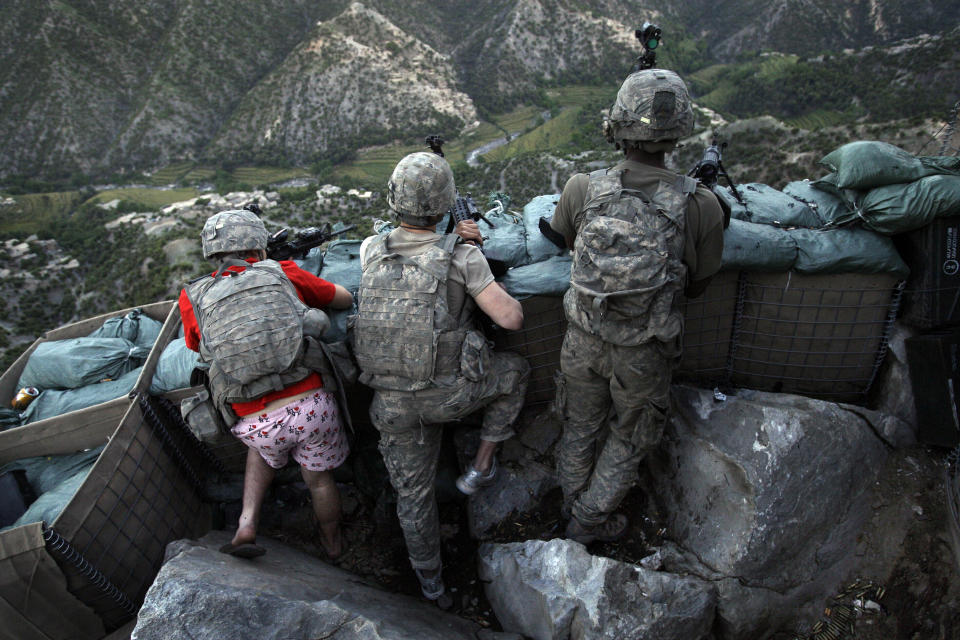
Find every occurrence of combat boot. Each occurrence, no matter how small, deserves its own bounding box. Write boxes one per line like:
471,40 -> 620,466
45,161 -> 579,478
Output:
564,513 -> 628,544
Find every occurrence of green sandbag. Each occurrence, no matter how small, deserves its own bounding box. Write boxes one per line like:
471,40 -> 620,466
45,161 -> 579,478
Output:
0,408 -> 22,431
18,337 -> 151,391
783,179 -> 858,226
0,446 -> 104,532
499,255 -> 572,299
819,141 -> 960,190
790,227 -> 909,276
717,183 -> 823,228
720,218 -> 798,272
475,207 -> 528,269
87,308 -> 164,350
523,194 -> 566,265
21,368 -> 142,424
319,239 -> 364,344
858,174 -> 960,235
149,338 -> 200,395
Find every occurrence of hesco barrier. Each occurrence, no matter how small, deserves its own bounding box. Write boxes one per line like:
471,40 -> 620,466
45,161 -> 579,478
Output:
0,301 -> 175,445
492,270 -> 904,408
0,304 -> 211,639
149,304 -> 249,474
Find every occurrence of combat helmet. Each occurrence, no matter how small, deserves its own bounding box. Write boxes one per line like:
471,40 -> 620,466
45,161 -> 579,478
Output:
604,68 -> 694,149
387,152 -> 456,227
201,209 -> 269,259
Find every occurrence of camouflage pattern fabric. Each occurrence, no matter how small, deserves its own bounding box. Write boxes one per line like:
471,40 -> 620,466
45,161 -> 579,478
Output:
201,209 -> 269,259
564,169 -> 693,346
353,234 -> 466,391
185,259 -> 322,425
556,324 -> 678,527
607,68 -> 694,145
387,152 -> 456,227
371,351 -> 529,567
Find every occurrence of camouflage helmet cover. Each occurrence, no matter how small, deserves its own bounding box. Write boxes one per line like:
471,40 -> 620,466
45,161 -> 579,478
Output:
606,68 -> 695,145
201,209 -> 269,259
387,151 -> 456,226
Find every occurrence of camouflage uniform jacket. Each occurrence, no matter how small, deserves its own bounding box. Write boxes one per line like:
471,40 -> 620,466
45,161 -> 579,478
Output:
564,168 -> 697,346
354,233 -> 479,392
184,258 -> 329,425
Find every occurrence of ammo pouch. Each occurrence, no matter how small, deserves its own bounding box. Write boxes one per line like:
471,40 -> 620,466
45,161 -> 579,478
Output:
459,330 -> 493,383
180,387 -> 229,444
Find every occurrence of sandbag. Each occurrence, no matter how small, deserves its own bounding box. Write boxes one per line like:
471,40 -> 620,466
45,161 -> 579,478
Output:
783,179 -> 857,226
819,141 -> 960,190
319,239 -> 364,344
790,227 -> 909,276
18,337 -> 151,391
720,218 -> 798,272
523,194 -> 566,265
20,368 -> 142,424
499,255 -> 572,298
857,174 -> 960,235
476,208 -> 528,269
87,308 -> 164,350
717,183 -> 823,228
149,338 -> 200,395
0,446 -> 103,532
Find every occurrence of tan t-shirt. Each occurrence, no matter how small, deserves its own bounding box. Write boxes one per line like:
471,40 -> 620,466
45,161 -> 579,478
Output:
550,159 -> 725,287
360,227 -> 496,320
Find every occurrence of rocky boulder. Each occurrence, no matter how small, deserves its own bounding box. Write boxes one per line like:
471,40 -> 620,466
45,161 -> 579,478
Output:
131,531 -> 517,640
477,538 -> 716,640
648,385 -> 892,637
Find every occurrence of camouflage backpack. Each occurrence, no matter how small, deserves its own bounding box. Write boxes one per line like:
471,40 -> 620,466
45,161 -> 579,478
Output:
184,259 -> 329,424
353,233 -> 470,391
564,168 -> 696,346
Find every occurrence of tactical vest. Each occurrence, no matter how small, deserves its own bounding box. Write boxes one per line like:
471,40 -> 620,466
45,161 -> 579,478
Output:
564,168 -> 696,346
353,233 -> 471,391
184,259 -> 329,424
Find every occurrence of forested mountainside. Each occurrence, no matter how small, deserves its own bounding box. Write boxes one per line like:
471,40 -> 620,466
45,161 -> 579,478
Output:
1,0 -> 958,180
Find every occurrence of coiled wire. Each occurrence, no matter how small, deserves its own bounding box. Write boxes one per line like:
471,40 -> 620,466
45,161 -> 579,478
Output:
42,525 -> 136,618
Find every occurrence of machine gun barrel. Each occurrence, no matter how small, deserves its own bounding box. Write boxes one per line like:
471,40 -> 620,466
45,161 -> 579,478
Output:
267,223 -> 354,261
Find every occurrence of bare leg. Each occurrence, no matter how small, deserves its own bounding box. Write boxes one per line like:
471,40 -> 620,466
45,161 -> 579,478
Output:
301,467 -> 343,559
232,447 -> 276,546
472,439 -> 498,473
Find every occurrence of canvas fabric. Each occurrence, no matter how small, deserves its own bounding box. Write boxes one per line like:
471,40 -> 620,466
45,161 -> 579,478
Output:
370,350 -> 529,567
353,233 -> 470,391
564,168 -> 695,346
556,324 -> 678,526
184,259 -> 327,425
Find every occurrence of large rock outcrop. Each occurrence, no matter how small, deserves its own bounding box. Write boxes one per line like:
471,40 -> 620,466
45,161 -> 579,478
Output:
648,384 -> 892,637
478,538 -> 716,640
131,531 -> 518,640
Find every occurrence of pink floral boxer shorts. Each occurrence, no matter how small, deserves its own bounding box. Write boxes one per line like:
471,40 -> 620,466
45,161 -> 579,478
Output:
231,389 -> 349,472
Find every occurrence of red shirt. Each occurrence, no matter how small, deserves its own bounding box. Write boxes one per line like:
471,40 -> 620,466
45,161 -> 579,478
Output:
178,258 -> 338,417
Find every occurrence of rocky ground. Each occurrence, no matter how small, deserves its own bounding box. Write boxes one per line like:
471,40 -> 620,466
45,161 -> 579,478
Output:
207,408 -> 960,639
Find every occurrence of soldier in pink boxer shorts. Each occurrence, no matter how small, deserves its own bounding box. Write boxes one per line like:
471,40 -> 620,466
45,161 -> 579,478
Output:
180,209 -> 354,560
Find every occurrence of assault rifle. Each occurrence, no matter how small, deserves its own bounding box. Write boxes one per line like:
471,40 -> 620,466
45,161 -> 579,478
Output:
425,135 -> 497,232
425,135 -> 507,276
241,202 -> 353,261
688,139 -> 743,228
267,223 -> 354,261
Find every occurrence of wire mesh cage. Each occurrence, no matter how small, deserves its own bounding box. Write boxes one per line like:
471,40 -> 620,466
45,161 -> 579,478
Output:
493,271 -> 904,409
0,394 -> 209,639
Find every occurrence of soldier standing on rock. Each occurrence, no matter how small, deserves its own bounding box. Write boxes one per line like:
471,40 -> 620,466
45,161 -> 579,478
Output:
353,151 -> 530,607
179,209 -> 354,561
549,69 -> 725,543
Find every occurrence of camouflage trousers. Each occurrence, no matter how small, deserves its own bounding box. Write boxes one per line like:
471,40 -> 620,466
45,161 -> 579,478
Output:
370,351 -> 529,568
556,324 -> 678,527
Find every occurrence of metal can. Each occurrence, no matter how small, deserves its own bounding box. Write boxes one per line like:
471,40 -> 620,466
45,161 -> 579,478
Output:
11,387 -> 39,410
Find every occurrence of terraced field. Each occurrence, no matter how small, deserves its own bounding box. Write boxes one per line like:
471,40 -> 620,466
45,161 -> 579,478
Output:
0,192 -> 84,236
